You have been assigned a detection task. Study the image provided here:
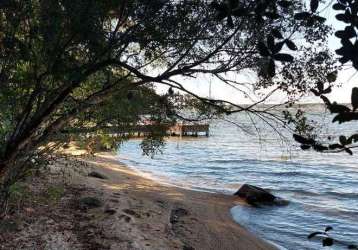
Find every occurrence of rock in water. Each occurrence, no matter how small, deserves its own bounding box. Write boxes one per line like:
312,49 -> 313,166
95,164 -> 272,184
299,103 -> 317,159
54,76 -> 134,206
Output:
234,184 -> 287,206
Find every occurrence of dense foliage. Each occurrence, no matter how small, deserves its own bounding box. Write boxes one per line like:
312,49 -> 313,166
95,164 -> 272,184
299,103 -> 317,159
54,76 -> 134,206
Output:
0,0 -> 339,210
0,0 -> 357,247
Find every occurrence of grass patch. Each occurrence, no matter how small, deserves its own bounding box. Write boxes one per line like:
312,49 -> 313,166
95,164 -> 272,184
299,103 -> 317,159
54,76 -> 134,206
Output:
8,182 -> 30,201
45,186 -> 65,203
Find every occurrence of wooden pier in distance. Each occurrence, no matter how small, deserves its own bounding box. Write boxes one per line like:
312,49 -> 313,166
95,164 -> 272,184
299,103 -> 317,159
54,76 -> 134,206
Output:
62,122 -> 209,138
125,122 -> 210,137
168,123 -> 209,137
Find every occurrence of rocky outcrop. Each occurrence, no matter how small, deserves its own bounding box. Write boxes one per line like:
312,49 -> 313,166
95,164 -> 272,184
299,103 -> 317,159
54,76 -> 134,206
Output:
234,184 -> 288,206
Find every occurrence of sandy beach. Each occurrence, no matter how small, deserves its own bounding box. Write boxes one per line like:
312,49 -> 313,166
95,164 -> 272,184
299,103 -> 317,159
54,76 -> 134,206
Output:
1,151 -> 276,250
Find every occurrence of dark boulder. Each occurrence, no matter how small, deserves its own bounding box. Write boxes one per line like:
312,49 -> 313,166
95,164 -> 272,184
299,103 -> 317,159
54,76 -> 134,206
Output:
234,184 -> 288,206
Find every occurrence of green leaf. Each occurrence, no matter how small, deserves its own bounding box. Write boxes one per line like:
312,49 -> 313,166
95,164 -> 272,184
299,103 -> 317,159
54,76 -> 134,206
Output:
267,35 -> 275,51
322,86 -> 332,94
285,39 -> 297,50
336,13 -> 350,23
294,12 -> 311,20
345,148 -> 353,155
271,41 -> 285,54
327,71 -> 338,83
274,53 -> 294,62
271,28 -> 283,39
313,15 -> 326,23
317,81 -> 324,92
348,134 -> 358,143
227,15 -> 234,28
332,112 -> 358,123
335,26 -> 356,40
268,59 -> 276,77
311,88 -> 320,96
329,103 -> 351,114
332,3 -> 346,10
258,42 -> 270,57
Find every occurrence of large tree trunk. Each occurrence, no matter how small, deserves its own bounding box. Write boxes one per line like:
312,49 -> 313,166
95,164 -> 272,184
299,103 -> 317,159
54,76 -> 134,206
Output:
0,187 -> 9,215
0,160 -> 24,215
0,163 -> 11,215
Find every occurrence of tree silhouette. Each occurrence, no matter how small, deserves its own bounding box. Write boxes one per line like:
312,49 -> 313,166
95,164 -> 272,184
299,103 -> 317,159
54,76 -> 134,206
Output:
0,0 -> 343,210
292,0 -> 358,159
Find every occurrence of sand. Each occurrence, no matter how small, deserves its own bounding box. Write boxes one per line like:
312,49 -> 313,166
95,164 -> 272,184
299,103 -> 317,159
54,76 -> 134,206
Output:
0,150 -> 276,250
78,152 -> 276,250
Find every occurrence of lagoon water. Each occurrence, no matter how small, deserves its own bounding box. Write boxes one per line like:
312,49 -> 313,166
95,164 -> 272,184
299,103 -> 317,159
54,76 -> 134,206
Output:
117,111 -> 358,249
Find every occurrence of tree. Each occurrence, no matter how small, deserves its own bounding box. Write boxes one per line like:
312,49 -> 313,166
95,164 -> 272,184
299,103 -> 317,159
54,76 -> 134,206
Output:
0,0 -> 333,208
291,0 -> 358,159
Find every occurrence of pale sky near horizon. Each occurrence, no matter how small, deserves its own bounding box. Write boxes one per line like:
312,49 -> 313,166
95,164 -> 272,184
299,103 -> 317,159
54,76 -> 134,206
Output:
156,2 -> 358,105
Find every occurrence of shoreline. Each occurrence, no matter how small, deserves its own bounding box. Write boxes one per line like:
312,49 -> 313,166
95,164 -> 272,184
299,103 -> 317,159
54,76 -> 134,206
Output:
1,150 -> 277,249
83,151 -> 277,249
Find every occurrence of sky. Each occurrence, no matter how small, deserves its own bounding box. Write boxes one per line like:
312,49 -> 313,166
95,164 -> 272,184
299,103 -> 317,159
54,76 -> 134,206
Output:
156,1 -> 358,105
310,2 -> 358,104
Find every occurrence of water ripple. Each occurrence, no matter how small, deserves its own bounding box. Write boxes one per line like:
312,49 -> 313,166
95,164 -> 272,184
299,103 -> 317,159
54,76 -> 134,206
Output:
118,115 -> 358,250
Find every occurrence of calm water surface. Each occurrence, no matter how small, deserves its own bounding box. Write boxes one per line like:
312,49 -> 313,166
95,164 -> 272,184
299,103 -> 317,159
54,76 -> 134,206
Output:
117,111 -> 358,249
